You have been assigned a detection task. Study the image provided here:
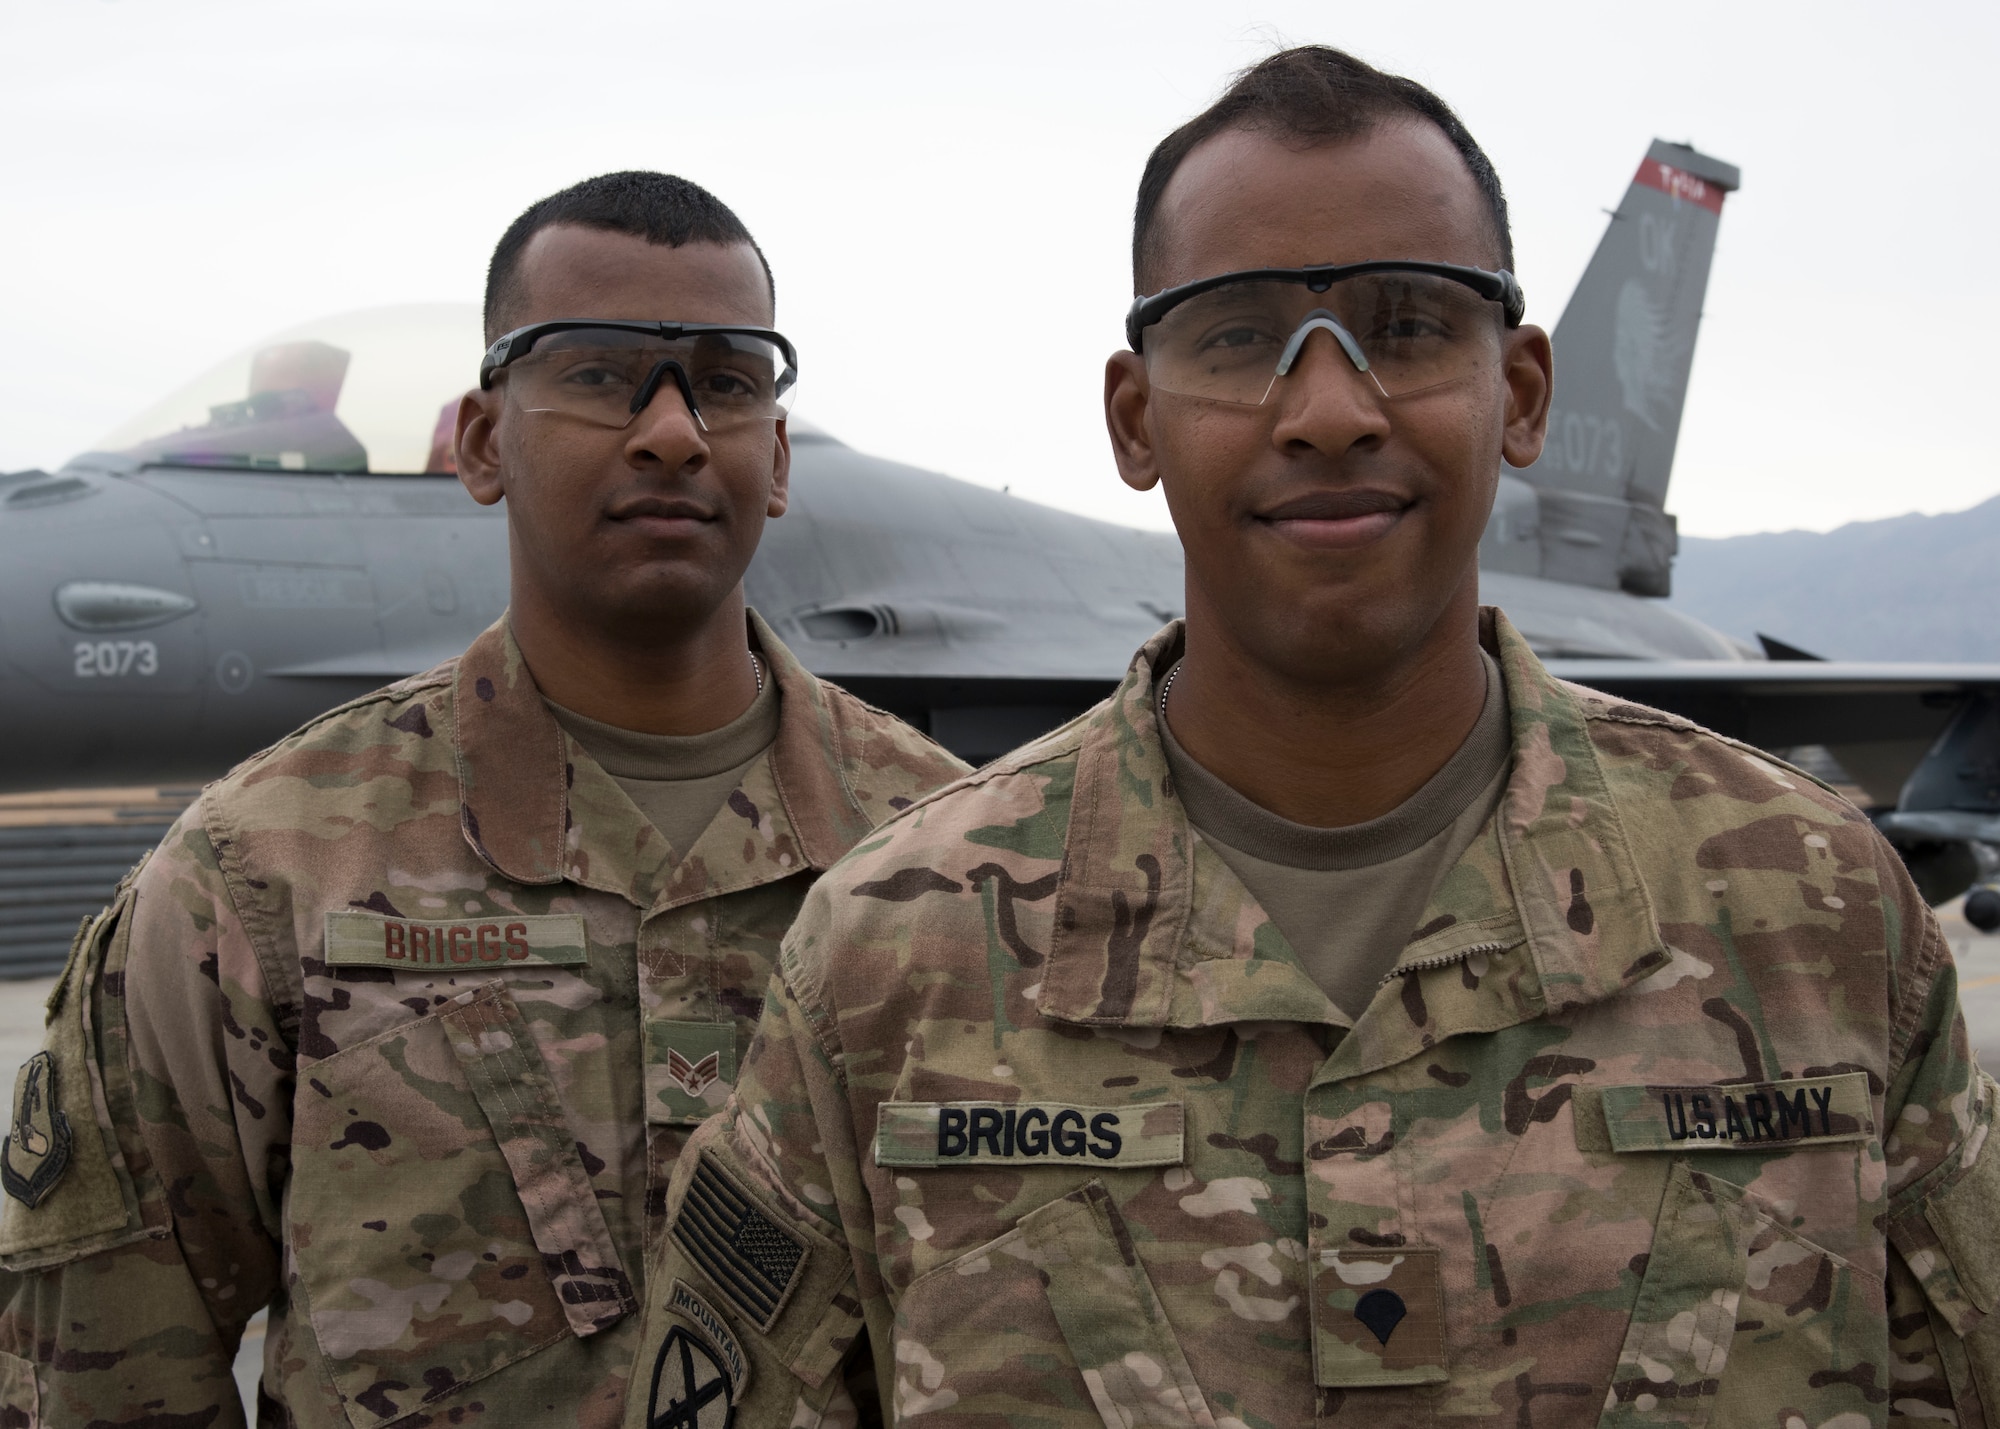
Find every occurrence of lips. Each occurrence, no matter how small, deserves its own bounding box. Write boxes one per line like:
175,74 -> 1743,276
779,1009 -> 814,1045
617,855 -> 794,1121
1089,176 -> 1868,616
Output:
607,494 -> 715,523
1255,488 -> 1412,550
605,493 -> 718,540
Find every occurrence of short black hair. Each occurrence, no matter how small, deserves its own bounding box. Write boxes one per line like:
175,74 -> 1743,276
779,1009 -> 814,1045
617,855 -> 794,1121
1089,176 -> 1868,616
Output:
1132,46 -> 1513,294
484,171 -> 774,341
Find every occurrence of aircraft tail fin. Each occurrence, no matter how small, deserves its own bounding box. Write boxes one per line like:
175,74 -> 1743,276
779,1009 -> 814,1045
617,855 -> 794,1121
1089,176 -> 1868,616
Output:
1506,140 -> 1740,597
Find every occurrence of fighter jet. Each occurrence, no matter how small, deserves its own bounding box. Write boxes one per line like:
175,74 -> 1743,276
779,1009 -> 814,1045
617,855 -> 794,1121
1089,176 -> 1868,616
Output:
2,141 -> 1996,917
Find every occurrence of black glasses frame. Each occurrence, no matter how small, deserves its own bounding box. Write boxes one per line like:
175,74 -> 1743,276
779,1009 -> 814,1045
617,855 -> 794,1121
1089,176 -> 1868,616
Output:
478,319 -> 799,391
1125,261 -> 1526,352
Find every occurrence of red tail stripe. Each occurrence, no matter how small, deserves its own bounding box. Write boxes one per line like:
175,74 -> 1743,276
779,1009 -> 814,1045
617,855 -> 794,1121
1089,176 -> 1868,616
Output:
1632,159 -> 1726,215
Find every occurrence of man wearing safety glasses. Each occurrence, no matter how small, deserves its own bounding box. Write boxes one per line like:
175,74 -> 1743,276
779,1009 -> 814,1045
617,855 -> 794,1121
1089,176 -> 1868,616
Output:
0,172 -> 963,1426
630,49 -> 2000,1427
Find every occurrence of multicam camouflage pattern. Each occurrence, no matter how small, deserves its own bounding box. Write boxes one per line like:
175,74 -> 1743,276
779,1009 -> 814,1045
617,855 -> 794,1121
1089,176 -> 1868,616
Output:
0,611 -> 964,1428
633,609 -> 2000,1428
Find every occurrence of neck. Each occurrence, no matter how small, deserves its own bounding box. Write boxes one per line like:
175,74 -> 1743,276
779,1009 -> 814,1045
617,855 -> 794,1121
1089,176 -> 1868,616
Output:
508,584 -> 760,737
1165,590 -> 1489,828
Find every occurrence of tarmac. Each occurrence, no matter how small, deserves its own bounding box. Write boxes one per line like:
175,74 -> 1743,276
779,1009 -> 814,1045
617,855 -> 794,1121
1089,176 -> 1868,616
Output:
0,899 -> 1994,1412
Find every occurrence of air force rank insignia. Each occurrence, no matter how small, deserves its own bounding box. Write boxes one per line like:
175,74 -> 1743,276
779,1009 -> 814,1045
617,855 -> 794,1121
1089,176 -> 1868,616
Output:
3,1053 -> 73,1208
667,1048 -> 722,1098
647,1022 -> 738,1124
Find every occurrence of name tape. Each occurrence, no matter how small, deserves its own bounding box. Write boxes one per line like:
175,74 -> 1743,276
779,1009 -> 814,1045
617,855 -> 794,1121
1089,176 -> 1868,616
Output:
1597,1071 -> 1873,1153
875,1100 -> 1184,1168
324,910 -> 589,969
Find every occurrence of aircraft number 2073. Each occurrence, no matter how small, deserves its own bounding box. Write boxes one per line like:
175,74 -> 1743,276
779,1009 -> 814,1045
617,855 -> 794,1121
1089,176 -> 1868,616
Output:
1544,408 -> 1625,481
73,641 -> 160,678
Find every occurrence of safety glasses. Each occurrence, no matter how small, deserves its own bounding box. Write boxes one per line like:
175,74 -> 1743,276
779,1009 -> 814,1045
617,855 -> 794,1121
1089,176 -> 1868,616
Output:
479,320 -> 798,433
1126,261 -> 1524,405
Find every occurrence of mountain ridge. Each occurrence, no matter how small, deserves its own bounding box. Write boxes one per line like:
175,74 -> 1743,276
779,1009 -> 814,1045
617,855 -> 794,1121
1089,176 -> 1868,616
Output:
1666,494 -> 2000,661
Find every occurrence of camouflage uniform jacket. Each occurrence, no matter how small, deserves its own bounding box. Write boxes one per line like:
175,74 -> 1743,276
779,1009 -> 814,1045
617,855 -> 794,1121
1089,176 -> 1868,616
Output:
629,609 -> 2000,1429
0,611 -> 966,1428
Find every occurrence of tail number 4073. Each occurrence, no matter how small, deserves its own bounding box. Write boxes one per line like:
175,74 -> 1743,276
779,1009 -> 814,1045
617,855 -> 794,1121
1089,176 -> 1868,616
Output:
73,640 -> 159,678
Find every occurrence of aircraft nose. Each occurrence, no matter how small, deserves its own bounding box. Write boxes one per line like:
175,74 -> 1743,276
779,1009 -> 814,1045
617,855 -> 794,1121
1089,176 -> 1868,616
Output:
0,466 -> 212,793
0,479 -> 38,666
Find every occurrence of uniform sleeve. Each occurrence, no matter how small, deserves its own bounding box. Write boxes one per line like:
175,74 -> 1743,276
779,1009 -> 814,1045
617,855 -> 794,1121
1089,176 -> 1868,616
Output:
622,915 -> 882,1429
1875,837 -> 2000,1426
0,805 -> 292,1426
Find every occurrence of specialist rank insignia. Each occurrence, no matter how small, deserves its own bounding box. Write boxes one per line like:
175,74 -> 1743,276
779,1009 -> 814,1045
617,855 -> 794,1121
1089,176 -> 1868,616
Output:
2,1053 -> 73,1208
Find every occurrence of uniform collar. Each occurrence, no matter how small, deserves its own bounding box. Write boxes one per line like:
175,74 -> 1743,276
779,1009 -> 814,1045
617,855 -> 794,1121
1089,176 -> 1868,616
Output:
1475,605 -> 1671,1013
1038,608 -> 1669,1032
451,609 -> 874,896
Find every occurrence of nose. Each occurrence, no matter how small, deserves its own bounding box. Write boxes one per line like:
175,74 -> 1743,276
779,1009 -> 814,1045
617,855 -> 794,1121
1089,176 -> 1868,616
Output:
624,361 -> 711,469
1267,320 -> 1394,452
629,360 -> 709,433
1274,312 -> 1388,399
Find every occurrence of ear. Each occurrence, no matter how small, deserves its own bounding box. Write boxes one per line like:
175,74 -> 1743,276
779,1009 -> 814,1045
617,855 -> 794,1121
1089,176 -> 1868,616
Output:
1104,350 -> 1161,492
455,388 -> 507,507
1499,324 -> 1554,470
765,418 -> 792,519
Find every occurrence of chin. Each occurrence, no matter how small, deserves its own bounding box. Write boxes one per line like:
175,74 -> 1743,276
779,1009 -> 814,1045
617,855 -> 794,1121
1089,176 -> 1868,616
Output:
591,568 -> 736,630
1264,588 -> 1454,679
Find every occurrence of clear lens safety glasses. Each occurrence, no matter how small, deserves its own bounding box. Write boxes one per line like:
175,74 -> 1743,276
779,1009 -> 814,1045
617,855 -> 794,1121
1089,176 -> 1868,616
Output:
479,321 -> 798,433
1127,262 -> 1522,407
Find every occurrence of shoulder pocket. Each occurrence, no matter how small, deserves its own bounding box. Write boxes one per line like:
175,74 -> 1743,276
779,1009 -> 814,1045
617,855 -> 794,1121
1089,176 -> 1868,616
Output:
669,1151 -> 861,1382
1889,1071 -> 2000,1414
626,1148 -> 867,1429
1891,1071 -> 2000,1335
0,882 -> 161,1270
290,980 -> 632,1429
892,1180 -> 1215,1428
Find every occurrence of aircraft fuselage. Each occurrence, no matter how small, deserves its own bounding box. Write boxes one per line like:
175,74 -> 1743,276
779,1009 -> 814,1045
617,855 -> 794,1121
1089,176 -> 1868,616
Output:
0,440 -> 1756,788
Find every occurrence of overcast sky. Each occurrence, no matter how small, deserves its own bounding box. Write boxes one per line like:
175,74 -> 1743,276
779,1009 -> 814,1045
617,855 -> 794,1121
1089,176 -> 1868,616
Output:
2,0 -> 1993,538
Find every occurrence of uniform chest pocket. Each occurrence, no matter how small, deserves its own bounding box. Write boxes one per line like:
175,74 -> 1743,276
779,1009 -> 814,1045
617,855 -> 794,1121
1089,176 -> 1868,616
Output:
892,1181 -> 1216,1428
290,980 -> 634,1429
1598,1161 -> 1883,1428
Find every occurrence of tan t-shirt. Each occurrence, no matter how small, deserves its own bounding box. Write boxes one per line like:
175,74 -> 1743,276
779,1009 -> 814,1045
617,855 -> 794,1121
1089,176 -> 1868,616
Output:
1159,653 -> 1511,1021
546,673 -> 781,858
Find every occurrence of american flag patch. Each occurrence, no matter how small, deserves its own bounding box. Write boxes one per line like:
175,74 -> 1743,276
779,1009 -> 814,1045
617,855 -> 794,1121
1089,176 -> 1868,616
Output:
674,1154 -> 808,1333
